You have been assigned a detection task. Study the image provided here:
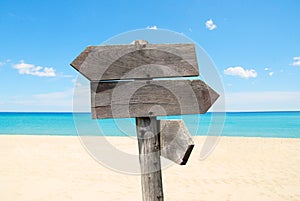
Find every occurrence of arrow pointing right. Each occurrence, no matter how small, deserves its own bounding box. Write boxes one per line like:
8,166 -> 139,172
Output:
90,79 -> 219,119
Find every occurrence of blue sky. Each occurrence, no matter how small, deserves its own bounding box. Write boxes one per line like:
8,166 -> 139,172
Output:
0,0 -> 299,112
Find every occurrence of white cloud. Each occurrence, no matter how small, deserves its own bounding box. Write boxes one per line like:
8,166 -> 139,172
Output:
0,59 -> 11,66
146,25 -> 158,30
12,60 -> 56,77
269,72 -> 274,76
205,19 -> 217,30
224,66 -> 257,79
291,56 -> 300,66
264,67 -> 270,71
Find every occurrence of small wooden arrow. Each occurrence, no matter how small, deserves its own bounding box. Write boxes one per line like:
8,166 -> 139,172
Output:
160,120 -> 194,165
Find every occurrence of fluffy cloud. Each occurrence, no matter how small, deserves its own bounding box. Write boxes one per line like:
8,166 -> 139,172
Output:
291,56 -> 300,66
146,25 -> 158,30
224,66 -> 257,79
205,19 -> 217,30
269,72 -> 274,76
12,61 -> 56,77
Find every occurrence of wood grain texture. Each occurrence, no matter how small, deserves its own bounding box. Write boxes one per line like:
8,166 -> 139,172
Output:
136,117 -> 164,201
71,43 -> 199,81
90,80 -> 219,119
159,120 -> 194,165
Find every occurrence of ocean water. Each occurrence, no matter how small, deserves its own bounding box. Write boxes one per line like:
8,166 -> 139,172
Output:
0,112 -> 299,138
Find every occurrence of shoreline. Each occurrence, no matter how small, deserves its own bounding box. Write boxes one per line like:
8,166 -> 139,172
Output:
0,110 -> 299,113
1,134 -> 299,139
1,135 -> 299,200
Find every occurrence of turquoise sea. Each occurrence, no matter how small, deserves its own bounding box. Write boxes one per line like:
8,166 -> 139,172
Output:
0,112 -> 299,138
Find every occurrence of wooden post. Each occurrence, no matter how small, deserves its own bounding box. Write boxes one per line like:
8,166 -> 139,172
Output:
136,117 -> 164,201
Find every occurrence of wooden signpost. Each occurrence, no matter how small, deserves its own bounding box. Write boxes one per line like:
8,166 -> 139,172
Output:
71,40 -> 219,201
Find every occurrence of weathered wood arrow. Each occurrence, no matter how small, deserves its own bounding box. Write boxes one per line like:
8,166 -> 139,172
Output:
160,120 -> 194,165
71,43 -> 199,81
90,80 -> 219,119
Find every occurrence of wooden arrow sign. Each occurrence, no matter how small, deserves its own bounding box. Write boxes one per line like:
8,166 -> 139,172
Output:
90,79 -> 219,119
71,40 -> 220,201
160,120 -> 194,165
71,43 -> 199,81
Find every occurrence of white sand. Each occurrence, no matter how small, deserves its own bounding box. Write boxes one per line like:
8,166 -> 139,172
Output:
0,135 -> 299,201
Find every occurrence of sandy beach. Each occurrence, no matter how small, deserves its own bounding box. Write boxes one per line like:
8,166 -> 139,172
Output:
0,135 -> 299,201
